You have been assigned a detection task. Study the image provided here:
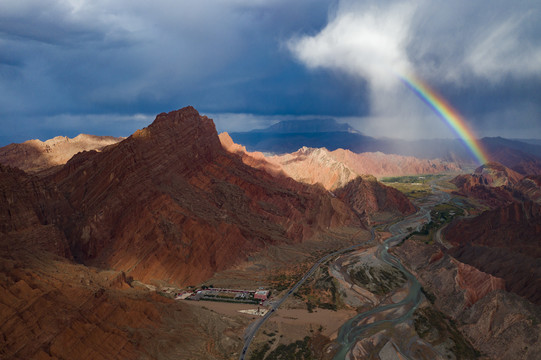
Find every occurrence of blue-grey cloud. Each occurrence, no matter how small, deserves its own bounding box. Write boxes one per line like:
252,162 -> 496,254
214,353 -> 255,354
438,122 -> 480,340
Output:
0,0 -> 540,145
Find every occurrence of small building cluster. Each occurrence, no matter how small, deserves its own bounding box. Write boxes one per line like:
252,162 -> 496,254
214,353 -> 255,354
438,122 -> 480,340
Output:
175,287 -> 270,304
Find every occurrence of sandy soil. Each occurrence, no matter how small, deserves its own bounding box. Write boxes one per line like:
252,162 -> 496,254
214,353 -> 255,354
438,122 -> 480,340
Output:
184,299 -> 355,340
185,300 -> 264,319
269,308 -> 356,339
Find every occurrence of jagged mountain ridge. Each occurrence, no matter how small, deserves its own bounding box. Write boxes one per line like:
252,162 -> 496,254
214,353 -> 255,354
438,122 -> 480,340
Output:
451,162 -> 541,208
2,108 -> 419,287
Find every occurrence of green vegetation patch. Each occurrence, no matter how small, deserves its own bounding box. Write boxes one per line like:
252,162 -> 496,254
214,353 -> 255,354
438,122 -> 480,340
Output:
381,174 -> 443,184
406,202 -> 465,244
414,307 -> 481,359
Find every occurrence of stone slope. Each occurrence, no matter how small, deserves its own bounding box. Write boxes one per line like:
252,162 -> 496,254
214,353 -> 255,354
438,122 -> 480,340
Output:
334,176 -> 417,221
0,244 -> 247,360
515,175 -> 541,204
0,134 -> 123,173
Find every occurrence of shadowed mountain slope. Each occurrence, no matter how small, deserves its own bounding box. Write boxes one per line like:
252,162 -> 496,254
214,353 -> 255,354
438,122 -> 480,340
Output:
445,201 -> 541,305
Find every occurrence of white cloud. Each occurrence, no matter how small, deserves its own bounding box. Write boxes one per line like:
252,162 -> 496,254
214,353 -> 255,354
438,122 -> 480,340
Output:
465,14 -> 541,81
287,0 -> 541,139
288,0 -> 416,90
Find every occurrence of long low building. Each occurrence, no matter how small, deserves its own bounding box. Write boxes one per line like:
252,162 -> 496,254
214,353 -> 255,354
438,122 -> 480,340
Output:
181,288 -> 271,304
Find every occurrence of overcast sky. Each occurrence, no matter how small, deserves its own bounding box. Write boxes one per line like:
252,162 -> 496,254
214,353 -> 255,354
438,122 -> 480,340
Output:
1,0 -> 540,145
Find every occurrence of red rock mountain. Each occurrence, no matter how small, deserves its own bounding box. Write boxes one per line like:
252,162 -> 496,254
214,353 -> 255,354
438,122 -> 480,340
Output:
0,107 -> 418,359
47,107 -> 360,286
0,134 -> 123,174
334,176 -> 416,221
451,162 -> 524,207
445,201 -> 541,305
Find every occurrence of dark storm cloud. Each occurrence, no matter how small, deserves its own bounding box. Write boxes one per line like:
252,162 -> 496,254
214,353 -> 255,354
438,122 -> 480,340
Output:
0,0 -> 540,145
0,0 -> 344,144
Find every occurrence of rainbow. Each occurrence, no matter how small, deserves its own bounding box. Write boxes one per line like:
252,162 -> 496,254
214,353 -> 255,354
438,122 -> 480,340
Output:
400,73 -> 489,165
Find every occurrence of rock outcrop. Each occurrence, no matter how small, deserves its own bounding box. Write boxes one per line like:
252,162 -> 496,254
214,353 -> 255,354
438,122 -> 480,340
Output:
218,132 -> 284,177
445,201 -> 541,305
451,162 -> 525,207
335,176 -> 417,221
0,134 -> 123,174
514,175 -> 541,204
452,259 -> 506,307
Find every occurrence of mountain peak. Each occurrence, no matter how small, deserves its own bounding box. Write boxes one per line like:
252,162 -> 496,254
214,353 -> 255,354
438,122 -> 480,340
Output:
474,161 -> 523,186
256,118 -> 359,134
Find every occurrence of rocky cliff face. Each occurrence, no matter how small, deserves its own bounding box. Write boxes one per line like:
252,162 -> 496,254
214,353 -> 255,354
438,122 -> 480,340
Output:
451,162 -> 525,207
514,175 -> 541,204
0,164 -> 71,258
49,107 -> 357,286
334,176 -> 416,221
0,134 -> 123,174
267,147 -> 359,190
445,201 -> 541,305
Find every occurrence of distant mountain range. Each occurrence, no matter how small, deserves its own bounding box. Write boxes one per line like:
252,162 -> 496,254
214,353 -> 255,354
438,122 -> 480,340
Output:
230,119 -> 541,175
255,118 -> 360,134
